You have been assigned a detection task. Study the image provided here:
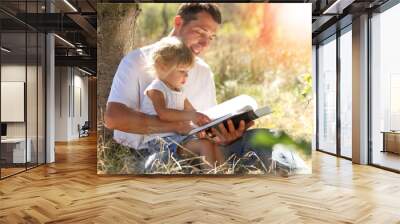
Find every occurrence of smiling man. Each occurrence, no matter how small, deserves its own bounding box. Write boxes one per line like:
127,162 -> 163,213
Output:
105,3 -> 252,158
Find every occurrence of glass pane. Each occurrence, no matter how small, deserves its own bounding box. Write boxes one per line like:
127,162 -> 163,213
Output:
26,0 -> 39,169
1,30 -> 27,177
318,37 -> 337,154
371,3 -> 400,171
27,31 -> 38,169
38,32 -> 45,165
340,29 -> 352,158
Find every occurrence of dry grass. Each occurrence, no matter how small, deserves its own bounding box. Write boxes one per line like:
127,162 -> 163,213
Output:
97,109 -> 308,176
97,133 -> 295,176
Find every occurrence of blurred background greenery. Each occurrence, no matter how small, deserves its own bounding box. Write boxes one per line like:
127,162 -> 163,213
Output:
134,3 -> 312,156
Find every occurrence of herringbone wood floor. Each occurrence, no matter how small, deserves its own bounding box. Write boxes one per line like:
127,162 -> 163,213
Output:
1,135 -> 400,224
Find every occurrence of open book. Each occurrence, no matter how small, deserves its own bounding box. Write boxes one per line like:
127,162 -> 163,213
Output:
188,95 -> 271,136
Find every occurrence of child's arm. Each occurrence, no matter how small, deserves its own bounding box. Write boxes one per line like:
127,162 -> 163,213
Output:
184,99 -> 211,125
184,98 -> 196,112
184,99 -> 211,139
147,89 -> 202,122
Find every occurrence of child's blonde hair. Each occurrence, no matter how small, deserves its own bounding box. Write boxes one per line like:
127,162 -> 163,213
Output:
151,37 -> 195,79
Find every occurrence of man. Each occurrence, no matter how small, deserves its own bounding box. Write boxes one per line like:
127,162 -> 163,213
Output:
105,3 -> 255,159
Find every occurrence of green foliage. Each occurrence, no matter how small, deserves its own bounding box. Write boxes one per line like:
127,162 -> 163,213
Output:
301,73 -> 313,98
135,4 -> 179,44
251,130 -> 311,157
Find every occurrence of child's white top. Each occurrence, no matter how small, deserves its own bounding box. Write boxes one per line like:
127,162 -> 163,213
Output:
140,79 -> 187,144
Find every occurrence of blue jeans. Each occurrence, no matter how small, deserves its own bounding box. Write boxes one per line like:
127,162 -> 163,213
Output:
146,135 -> 196,157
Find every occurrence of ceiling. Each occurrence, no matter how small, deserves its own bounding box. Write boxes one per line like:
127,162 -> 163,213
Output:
0,0 -> 395,74
0,0 -> 97,75
310,0 -> 390,43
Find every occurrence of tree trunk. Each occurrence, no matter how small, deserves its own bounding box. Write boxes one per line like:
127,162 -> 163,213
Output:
97,3 -> 140,137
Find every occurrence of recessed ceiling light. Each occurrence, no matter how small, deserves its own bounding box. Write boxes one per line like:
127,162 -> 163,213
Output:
54,34 -> 75,48
323,0 -> 355,15
77,67 -> 93,76
63,0 -> 78,12
1,47 -> 11,53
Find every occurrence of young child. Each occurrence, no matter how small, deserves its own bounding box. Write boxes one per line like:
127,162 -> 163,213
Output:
141,36 -> 223,169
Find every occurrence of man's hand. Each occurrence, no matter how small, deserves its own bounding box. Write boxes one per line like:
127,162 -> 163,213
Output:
211,120 -> 254,145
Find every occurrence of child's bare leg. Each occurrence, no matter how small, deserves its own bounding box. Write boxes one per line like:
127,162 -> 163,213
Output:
213,144 -> 225,166
183,140 -> 216,169
200,141 -> 218,168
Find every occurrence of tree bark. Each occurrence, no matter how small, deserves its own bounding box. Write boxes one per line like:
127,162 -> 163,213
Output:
97,3 -> 140,137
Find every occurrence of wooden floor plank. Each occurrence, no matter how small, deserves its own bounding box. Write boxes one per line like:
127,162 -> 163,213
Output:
0,134 -> 400,223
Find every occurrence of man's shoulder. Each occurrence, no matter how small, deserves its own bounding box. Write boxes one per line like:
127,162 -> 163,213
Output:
192,57 -> 212,76
194,57 -> 211,69
123,43 -> 157,63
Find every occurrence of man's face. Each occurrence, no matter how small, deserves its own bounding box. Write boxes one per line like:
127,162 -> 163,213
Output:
174,12 -> 219,56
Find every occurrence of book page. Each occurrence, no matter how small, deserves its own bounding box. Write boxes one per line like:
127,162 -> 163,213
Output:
200,95 -> 258,120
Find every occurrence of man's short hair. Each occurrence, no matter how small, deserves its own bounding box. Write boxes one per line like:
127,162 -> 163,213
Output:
177,3 -> 222,25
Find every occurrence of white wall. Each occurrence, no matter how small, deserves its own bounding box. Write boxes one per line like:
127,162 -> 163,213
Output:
54,67 -> 89,141
72,73 -> 89,138
1,65 -> 26,139
55,67 -> 69,141
1,65 -> 42,138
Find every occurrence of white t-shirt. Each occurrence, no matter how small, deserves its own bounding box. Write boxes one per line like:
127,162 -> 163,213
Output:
141,79 -> 187,144
107,42 -> 217,149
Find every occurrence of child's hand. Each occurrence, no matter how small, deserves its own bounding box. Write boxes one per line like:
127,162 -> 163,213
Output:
193,112 -> 211,126
175,121 -> 194,135
197,131 -> 207,139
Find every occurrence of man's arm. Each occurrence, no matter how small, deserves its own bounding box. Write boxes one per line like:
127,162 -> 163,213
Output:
104,102 -> 192,135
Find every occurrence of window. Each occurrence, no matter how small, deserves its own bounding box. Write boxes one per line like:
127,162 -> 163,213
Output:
371,2 -> 400,171
0,1 -> 47,179
339,27 -> 352,158
317,36 -> 337,154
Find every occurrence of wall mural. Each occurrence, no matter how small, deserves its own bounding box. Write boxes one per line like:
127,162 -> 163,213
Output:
97,3 -> 312,175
